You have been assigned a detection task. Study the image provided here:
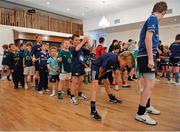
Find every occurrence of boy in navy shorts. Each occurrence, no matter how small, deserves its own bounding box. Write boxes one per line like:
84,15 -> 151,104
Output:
135,1 -> 167,125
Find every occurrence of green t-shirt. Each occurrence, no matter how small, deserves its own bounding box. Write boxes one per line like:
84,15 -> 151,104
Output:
57,50 -> 72,73
23,51 -> 33,67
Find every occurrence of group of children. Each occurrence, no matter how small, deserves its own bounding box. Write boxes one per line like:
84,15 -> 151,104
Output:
0,1 -> 180,126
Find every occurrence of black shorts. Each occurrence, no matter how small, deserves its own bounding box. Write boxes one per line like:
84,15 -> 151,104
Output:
92,70 -> 112,80
49,75 -> 59,83
137,56 -> 156,73
169,57 -> 180,67
35,62 -> 39,71
71,68 -> 85,77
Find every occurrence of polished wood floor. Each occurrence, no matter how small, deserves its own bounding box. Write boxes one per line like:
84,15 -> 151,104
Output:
0,78 -> 180,131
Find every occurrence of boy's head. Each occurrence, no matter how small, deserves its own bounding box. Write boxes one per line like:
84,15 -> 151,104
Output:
72,34 -> 80,46
9,43 -> 15,51
99,37 -> 105,44
163,45 -> 169,52
118,51 -> 135,68
113,44 -> 121,53
41,42 -> 48,51
62,39 -> 70,49
20,43 -> 26,50
50,46 -> 57,57
152,1 -> 168,21
175,34 -> 180,42
112,40 -> 118,46
26,41 -> 33,51
2,44 -> 9,50
36,35 -> 42,44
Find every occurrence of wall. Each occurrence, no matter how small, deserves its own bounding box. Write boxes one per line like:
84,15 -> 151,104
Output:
107,24 -> 180,46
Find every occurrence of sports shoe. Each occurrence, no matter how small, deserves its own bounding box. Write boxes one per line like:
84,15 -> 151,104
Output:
168,80 -> 176,84
1,76 -> 7,80
135,113 -> 157,125
38,91 -> 43,94
78,93 -> 87,100
128,77 -> 134,81
67,89 -> 71,97
70,97 -> 78,105
57,92 -> 63,99
45,89 -> 50,92
146,106 -> 160,115
114,85 -> 119,91
122,84 -> 131,88
175,82 -> 180,86
109,96 -> 122,104
90,111 -> 102,121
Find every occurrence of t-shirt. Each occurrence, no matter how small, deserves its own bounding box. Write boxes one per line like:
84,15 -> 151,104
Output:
37,51 -> 49,68
23,51 -> 33,67
92,53 -> 119,72
96,44 -> 105,58
138,15 -> 159,56
47,57 -> 59,75
57,50 -> 72,73
8,52 -> 20,70
2,50 -> 9,65
169,42 -> 180,58
31,43 -> 41,58
69,47 -> 85,71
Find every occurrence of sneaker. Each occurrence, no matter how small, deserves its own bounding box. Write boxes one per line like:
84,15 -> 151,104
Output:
1,76 -> 7,80
114,85 -> 119,91
133,76 -> 138,80
175,82 -> 180,86
122,84 -> 131,88
90,111 -> 102,121
50,92 -> 56,97
109,96 -> 122,104
79,93 -> 87,100
38,91 -> 43,94
70,97 -> 78,105
25,84 -> 28,90
168,80 -> 176,84
135,113 -> 157,125
7,75 -> 11,81
45,89 -> 50,92
146,106 -> 160,115
67,89 -> 71,97
128,77 -> 134,81
57,92 -> 63,99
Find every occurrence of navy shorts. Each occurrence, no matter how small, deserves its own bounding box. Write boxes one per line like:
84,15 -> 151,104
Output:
71,68 -> 85,77
49,75 -> 59,83
169,57 -> 180,67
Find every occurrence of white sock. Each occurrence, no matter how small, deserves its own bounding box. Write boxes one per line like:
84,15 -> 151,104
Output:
50,90 -> 56,96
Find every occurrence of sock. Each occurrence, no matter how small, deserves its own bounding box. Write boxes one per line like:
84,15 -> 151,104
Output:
58,90 -> 62,93
108,94 -> 115,100
122,80 -> 126,85
78,92 -> 82,96
167,71 -> 171,81
137,105 -> 146,115
91,101 -> 96,113
174,72 -> 179,83
146,98 -> 151,108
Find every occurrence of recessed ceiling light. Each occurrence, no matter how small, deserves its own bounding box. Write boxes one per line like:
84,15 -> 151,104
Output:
66,8 -> 70,11
46,1 -> 50,5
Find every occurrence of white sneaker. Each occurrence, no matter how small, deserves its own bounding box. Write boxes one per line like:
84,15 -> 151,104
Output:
38,91 -> 43,94
70,97 -> 78,105
168,80 -> 176,84
25,84 -> 28,90
135,114 -> 157,125
175,82 -> 180,86
45,89 -> 50,92
1,76 -> 7,80
78,93 -> 87,100
146,106 -> 160,115
114,85 -> 119,91
50,90 -> 56,97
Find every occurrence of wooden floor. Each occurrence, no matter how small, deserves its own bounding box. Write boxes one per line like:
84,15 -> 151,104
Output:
0,78 -> 180,131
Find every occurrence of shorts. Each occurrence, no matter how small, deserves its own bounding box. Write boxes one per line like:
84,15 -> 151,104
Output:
92,70 -> 112,81
169,57 -> 180,67
35,62 -> 39,71
160,60 -> 169,66
71,68 -> 85,77
142,73 -> 155,80
24,66 -> 35,75
59,73 -> 72,81
137,56 -> 156,73
49,75 -> 59,83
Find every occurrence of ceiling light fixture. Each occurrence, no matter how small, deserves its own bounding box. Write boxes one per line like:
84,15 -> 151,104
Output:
98,0 -> 110,28
46,1 -> 50,5
66,8 -> 70,11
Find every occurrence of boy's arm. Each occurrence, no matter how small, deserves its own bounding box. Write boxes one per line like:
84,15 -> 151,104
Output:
75,37 -> 88,51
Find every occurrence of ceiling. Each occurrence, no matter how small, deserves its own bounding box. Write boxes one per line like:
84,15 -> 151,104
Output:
4,0 -> 160,19
97,16 -> 180,33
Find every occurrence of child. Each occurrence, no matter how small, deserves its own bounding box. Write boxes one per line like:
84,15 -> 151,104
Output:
96,37 -> 105,58
37,42 -> 49,94
69,35 -> 90,105
1,44 -> 11,81
23,42 -> 34,89
136,1 -> 167,125
8,43 -> 24,89
90,51 -> 134,120
167,34 -> 180,86
47,46 -> 59,96
57,39 -> 72,99
160,45 -> 170,78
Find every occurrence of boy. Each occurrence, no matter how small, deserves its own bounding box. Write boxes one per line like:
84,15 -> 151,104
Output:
47,46 -> 59,96
8,44 -> 24,89
57,39 -> 72,99
1,44 -> 11,81
90,51 -> 134,120
69,35 -> 90,104
96,37 -> 106,58
167,34 -> 180,86
23,42 -> 34,89
136,1 -> 167,125
37,42 -> 49,94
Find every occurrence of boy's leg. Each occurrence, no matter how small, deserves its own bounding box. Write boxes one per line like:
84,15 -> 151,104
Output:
70,76 -> 78,104
12,70 -> 18,88
78,75 -> 87,100
37,69 -> 43,92
174,66 -> 180,85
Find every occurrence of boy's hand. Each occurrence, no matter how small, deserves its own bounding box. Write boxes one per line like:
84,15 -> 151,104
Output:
82,37 -> 88,45
11,69 -> 14,73
148,59 -> 154,69
57,57 -> 62,62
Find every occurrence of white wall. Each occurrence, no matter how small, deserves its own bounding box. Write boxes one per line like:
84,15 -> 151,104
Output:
83,0 -> 180,32
107,24 -> 180,46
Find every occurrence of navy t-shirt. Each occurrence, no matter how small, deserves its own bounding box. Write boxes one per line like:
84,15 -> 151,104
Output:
138,15 -> 159,56
170,42 -> 180,58
31,43 -> 41,58
37,51 -> 49,69
92,53 -> 119,72
70,47 -> 86,70
2,50 -> 9,65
